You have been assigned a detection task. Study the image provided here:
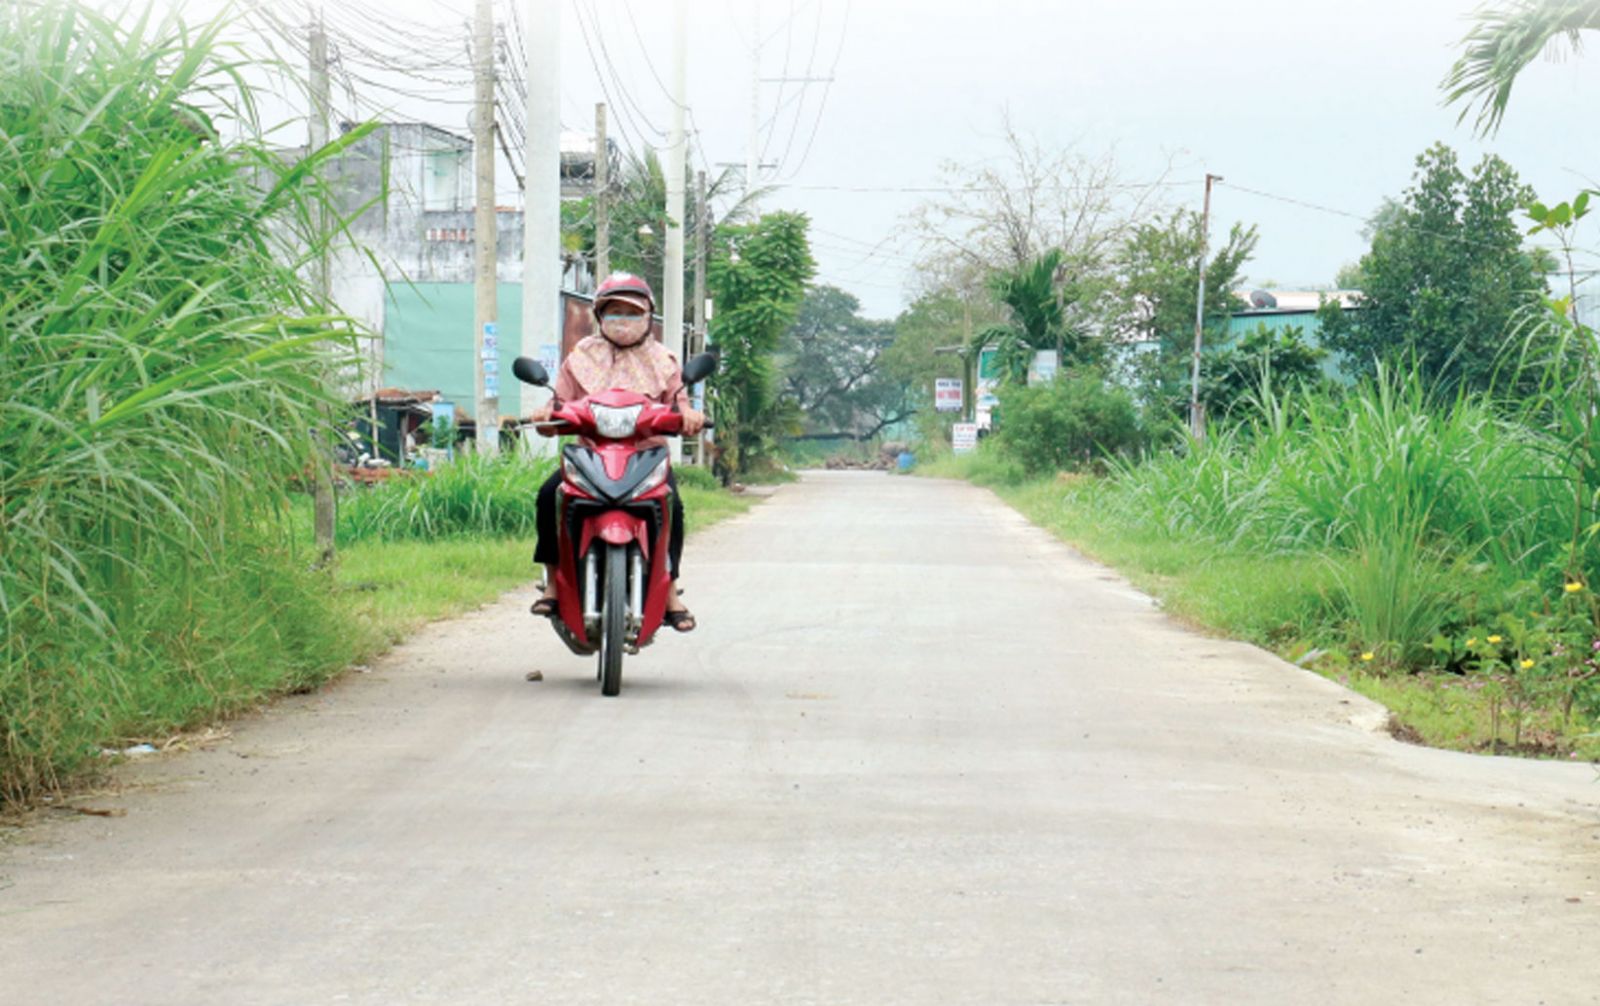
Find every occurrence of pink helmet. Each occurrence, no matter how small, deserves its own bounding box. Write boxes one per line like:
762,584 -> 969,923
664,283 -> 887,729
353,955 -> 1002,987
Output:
593,272 -> 655,316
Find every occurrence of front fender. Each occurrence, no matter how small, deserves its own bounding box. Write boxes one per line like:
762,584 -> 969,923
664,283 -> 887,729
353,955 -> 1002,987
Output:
580,509 -> 649,553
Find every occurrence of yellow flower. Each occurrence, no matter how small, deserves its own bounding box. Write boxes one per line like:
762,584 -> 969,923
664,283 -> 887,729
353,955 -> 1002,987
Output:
1466,637 -> 1478,647
1566,581 -> 1584,594
1487,635 -> 1503,644
1519,658 -> 1535,670
1360,652 -> 1375,662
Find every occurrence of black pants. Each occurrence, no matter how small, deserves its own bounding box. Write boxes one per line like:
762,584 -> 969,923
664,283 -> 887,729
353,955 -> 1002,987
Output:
533,470 -> 684,579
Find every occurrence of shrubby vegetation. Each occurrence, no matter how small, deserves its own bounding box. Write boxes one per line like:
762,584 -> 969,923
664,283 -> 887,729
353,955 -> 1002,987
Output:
339,453 -> 556,543
0,4 -> 366,800
991,372 -> 1146,474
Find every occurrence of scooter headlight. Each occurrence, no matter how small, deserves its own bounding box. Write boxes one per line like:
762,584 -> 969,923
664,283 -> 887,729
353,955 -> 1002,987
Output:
628,457 -> 671,501
590,403 -> 643,439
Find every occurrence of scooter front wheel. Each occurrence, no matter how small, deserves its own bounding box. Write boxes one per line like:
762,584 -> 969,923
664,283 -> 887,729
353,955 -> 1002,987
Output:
598,542 -> 627,696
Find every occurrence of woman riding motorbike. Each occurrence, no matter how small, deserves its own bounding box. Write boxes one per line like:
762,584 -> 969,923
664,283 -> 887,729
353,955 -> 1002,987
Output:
527,273 -> 705,632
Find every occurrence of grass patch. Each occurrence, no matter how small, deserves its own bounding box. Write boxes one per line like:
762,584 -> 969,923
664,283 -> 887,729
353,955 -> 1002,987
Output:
307,473 -> 757,648
927,453 -> 1600,760
681,481 -> 758,533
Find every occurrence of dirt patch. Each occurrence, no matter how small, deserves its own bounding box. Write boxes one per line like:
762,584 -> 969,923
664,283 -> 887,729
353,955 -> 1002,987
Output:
1387,717 -> 1427,746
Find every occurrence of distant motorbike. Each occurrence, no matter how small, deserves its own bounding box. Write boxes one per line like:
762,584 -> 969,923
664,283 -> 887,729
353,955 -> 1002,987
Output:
512,352 -> 716,696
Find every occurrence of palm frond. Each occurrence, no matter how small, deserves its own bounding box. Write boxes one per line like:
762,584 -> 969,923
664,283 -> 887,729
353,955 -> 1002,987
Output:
1443,0 -> 1600,135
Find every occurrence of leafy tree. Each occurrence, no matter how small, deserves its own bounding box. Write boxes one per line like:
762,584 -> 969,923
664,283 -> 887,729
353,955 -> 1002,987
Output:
706,211 -> 815,475
1116,209 -> 1259,411
779,285 -> 908,440
561,150 -> 760,293
992,370 -> 1146,473
1443,0 -> 1600,135
1201,323 -> 1328,418
882,288 -> 972,393
876,287 -> 1004,442
1317,143 -> 1548,393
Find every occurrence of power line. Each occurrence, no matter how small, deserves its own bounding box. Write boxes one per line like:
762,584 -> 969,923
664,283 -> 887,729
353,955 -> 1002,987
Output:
570,0 -> 658,159
620,0 -> 686,110
769,0 -> 826,176
777,177 -> 1200,194
579,0 -> 668,140
778,0 -> 849,181
1219,179 -> 1564,258
757,0 -> 799,169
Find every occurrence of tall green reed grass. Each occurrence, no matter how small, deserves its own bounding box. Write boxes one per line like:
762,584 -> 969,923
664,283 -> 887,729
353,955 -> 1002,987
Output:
0,3 -> 366,801
1094,371 -> 1570,660
338,452 -> 558,543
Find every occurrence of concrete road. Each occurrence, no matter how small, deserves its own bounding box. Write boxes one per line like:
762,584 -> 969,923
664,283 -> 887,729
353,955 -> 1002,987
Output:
3,471 -> 1598,1005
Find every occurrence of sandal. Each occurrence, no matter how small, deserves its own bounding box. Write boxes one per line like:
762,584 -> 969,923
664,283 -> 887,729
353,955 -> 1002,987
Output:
663,608 -> 697,633
529,596 -> 558,617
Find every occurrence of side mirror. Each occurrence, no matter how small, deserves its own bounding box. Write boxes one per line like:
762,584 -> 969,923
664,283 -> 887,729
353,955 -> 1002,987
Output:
682,352 -> 717,386
512,357 -> 549,387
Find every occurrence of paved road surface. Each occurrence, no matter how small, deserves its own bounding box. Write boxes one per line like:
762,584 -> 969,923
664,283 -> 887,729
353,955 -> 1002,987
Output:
2,472 -> 1597,1004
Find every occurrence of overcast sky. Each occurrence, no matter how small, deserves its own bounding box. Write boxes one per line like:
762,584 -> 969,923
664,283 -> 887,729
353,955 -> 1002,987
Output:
192,0 -> 1600,318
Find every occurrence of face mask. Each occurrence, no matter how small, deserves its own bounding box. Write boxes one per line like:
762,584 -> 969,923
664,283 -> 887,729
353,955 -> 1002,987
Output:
600,313 -> 650,346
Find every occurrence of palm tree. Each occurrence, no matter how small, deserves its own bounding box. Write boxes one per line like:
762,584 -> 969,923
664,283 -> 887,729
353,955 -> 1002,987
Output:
1443,0 -> 1600,134
971,249 -> 1101,383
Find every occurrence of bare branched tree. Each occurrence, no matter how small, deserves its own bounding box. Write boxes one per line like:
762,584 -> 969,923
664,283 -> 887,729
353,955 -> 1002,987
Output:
901,113 -> 1180,303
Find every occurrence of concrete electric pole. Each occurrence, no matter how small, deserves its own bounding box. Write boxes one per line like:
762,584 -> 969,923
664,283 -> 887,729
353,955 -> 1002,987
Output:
662,0 -> 687,460
472,0 -> 499,454
746,1 -> 760,196
690,169 -> 709,465
307,5 -> 336,566
692,169 -> 708,359
522,0 -> 559,445
594,102 -> 609,282
1189,172 -> 1221,442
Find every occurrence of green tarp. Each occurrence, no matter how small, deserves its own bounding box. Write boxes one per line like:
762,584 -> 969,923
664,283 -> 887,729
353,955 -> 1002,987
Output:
383,281 -> 529,417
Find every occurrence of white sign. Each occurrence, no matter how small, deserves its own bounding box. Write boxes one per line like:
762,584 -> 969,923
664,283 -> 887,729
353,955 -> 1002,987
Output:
975,377 -> 1000,430
1028,349 -> 1058,385
934,378 -> 963,413
952,422 -> 979,454
538,343 -> 560,373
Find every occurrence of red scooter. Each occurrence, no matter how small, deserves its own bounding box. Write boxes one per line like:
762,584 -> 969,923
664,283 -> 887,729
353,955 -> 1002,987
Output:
511,353 -> 716,695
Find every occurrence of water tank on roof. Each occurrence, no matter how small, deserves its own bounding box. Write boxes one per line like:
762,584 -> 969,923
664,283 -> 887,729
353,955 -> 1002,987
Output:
1249,290 -> 1278,310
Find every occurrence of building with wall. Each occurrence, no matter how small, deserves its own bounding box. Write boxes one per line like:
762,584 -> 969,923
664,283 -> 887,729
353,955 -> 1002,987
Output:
293,121 -> 600,425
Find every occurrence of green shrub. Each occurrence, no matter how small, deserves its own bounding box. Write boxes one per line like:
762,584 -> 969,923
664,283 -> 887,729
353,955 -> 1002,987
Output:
674,464 -> 722,492
993,371 -> 1146,474
1201,322 -> 1329,418
0,3 -> 365,802
1095,372 -> 1574,661
339,452 -> 557,542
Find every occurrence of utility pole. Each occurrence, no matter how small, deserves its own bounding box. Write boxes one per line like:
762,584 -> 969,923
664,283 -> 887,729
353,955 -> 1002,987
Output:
962,295 -> 975,422
523,0 -> 559,448
472,0 -> 499,454
662,0 -> 687,461
691,169 -> 709,359
593,102 -> 609,282
1189,172 -> 1221,441
690,169 -> 709,466
746,1 -> 760,196
307,6 -> 336,566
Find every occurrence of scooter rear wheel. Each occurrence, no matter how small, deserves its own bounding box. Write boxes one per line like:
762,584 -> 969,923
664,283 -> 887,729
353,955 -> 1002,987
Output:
598,542 -> 626,696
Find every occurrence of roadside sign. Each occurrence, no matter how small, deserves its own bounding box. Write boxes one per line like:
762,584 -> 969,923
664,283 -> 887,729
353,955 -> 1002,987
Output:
538,342 -> 560,373
1028,350 -> 1058,385
975,377 -> 1000,429
935,378 -> 963,412
952,422 -> 978,454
